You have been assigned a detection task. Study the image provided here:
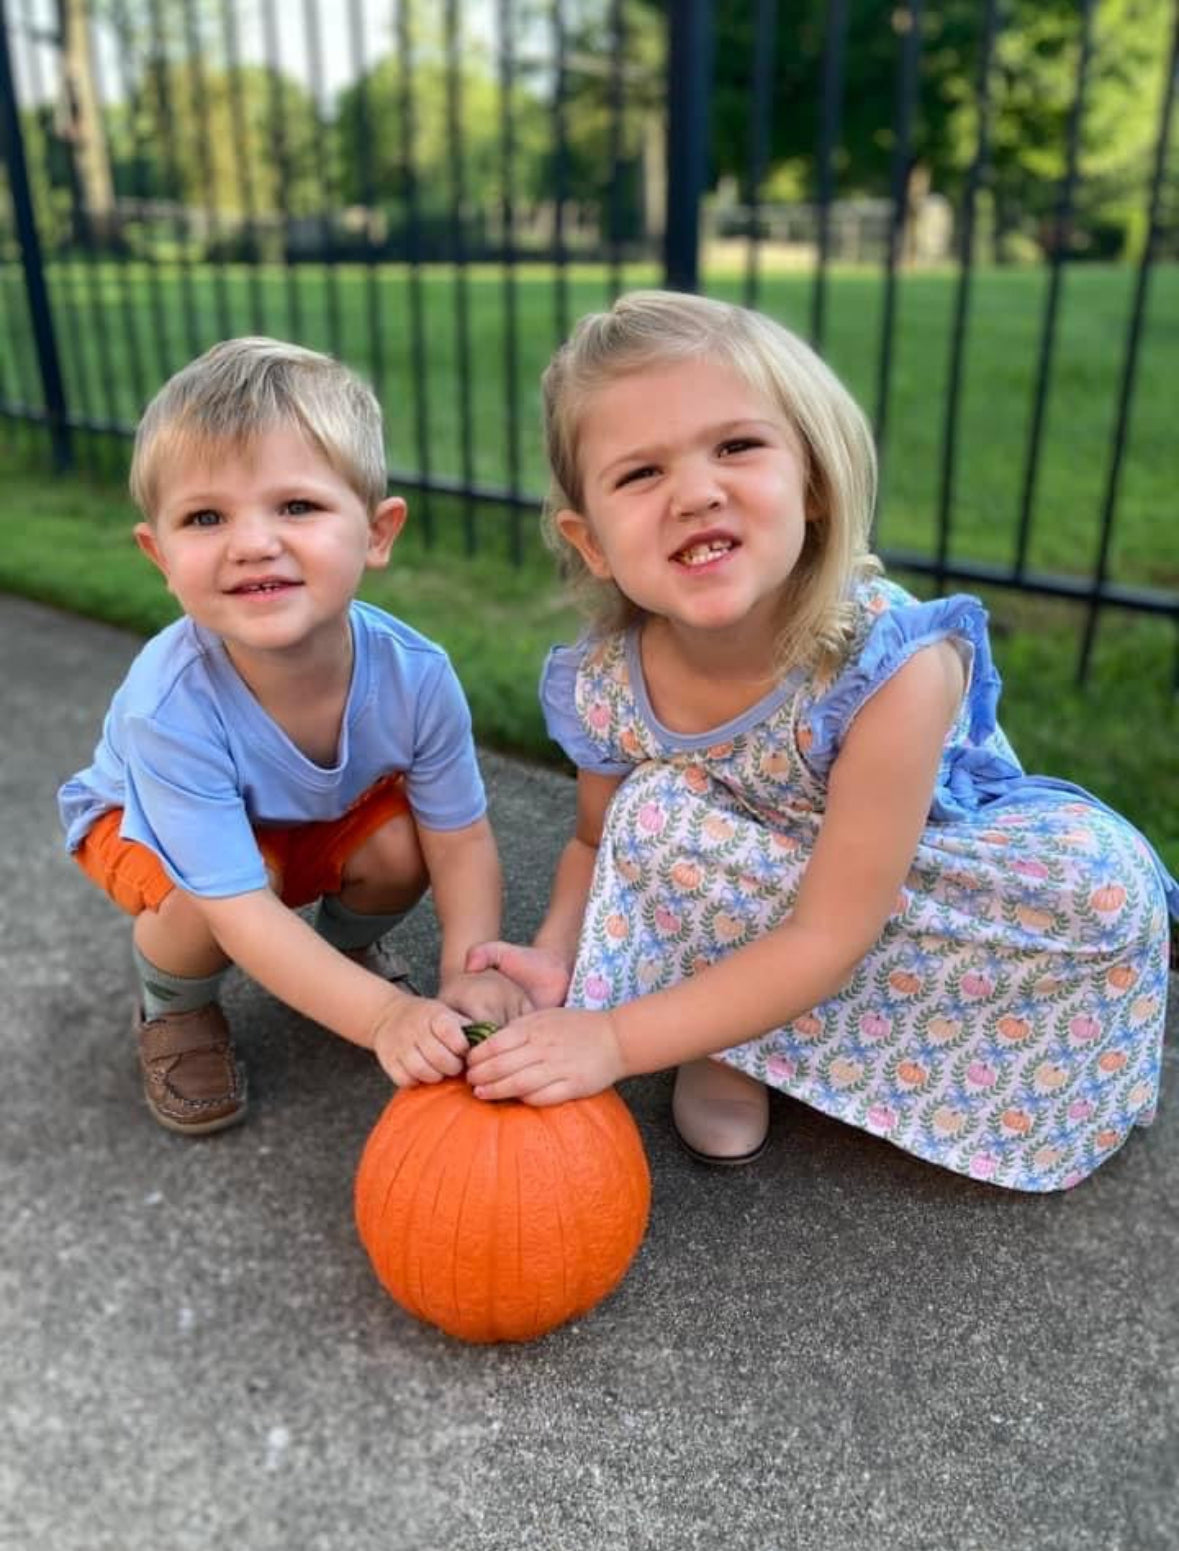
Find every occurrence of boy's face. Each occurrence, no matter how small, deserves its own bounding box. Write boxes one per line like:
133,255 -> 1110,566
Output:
135,426 -> 405,671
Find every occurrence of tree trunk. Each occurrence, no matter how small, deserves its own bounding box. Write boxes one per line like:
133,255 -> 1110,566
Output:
56,0 -> 116,245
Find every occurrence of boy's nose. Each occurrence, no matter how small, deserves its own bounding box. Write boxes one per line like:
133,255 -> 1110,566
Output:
227,514 -> 282,560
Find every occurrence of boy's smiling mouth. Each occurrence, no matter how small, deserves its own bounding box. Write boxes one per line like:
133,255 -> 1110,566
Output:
228,577 -> 302,595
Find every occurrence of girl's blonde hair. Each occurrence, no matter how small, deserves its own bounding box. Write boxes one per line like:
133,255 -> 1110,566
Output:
130,337 -> 387,519
542,289 -> 880,675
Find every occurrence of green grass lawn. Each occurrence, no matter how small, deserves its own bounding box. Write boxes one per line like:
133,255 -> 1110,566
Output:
4,257 -> 1177,589
1,259 -> 1175,874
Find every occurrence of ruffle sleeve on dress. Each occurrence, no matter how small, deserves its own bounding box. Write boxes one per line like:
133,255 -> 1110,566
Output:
539,642 -> 634,775
803,593 -> 1027,822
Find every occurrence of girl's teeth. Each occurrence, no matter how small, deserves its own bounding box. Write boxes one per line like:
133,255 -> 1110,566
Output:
679,541 -> 731,566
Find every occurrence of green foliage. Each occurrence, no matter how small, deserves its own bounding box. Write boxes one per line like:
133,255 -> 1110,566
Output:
699,0 -> 1172,255
1,433 -> 1173,874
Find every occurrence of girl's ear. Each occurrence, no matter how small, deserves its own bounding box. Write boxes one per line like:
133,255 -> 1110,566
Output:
366,496 -> 408,569
555,509 -> 612,579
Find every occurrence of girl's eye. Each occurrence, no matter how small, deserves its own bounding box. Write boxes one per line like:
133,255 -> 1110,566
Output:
718,438 -> 762,457
185,509 -> 221,529
615,465 -> 658,489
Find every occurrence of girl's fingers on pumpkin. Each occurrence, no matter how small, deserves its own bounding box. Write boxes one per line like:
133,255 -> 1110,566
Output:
516,1077 -> 579,1107
464,1023 -> 526,1068
466,1046 -> 548,1098
462,940 -> 502,974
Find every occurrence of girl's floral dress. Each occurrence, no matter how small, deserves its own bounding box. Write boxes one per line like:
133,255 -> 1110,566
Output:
540,580 -> 1177,1192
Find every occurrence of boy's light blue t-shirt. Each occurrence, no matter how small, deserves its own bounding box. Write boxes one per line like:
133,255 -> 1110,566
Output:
58,600 -> 486,898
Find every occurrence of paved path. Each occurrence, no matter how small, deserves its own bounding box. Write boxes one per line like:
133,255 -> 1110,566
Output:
3,594 -> 1177,1551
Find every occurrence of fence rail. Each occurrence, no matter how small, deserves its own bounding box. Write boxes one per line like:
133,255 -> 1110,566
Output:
0,0 -> 1176,682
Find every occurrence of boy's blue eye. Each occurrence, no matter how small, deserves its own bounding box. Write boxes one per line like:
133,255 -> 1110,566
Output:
186,509 -> 221,528
284,499 -> 317,515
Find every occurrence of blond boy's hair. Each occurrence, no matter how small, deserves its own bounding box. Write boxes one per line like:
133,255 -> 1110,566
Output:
130,337 -> 387,519
541,289 -> 880,676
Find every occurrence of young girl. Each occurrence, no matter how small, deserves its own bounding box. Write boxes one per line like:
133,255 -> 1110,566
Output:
465,290 -> 1176,1192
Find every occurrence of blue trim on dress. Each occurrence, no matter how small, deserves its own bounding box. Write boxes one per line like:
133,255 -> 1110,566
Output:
622,627 -> 804,751
539,642 -> 632,774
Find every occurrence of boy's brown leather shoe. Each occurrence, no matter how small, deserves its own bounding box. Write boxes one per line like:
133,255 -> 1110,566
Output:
135,1003 -> 248,1135
347,937 -> 420,994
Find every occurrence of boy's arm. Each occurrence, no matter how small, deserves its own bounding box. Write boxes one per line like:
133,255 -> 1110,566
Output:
417,814 -> 526,1024
417,815 -> 503,983
191,889 -> 469,1084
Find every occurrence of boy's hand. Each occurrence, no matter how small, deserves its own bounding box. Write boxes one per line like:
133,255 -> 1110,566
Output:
438,967 -> 532,1027
464,1008 -> 624,1106
371,994 -> 470,1088
462,942 -> 572,1012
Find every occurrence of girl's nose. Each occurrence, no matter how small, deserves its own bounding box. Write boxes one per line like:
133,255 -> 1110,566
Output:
670,468 -> 724,519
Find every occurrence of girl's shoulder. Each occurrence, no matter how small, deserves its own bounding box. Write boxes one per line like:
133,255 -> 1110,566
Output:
539,629 -> 636,775
801,581 -> 1004,778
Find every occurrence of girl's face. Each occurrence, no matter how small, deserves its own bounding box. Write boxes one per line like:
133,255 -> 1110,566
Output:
556,356 -> 811,652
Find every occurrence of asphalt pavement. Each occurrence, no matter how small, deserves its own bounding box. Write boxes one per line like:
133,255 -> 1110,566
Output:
3,592 -> 1177,1551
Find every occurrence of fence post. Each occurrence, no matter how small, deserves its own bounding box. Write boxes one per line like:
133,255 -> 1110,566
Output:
663,0 -> 714,292
0,0 -> 72,470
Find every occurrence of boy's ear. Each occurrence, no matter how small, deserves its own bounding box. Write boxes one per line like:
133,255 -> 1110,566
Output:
366,496 -> 408,569
554,509 -> 611,579
134,523 -> 171,583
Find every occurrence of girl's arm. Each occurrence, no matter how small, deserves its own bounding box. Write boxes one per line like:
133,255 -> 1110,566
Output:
463,769 -> 624,1009
418,815 -> 529,1024
466,641 -> 965,1103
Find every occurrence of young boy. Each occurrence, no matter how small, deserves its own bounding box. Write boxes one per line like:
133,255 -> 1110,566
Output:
58,337 -> 525,1134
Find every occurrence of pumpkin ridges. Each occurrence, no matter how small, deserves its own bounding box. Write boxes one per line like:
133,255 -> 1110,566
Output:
575,1091 -> 652,1253
396,1088 -> 480,1318
587,1095 -> 649,1302
533,1095 -> 644,1318
406,1084 -> 486,1330
451,1093 -> 503,1334
355,1078 -> 652,1343
359,1083 -> 473,1321
526,1110 -> 573,1333
512,1091 -> 641,1330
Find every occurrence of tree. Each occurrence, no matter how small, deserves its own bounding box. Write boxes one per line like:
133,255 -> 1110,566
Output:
656,0 -> 1172,256
56,0 -> 117,243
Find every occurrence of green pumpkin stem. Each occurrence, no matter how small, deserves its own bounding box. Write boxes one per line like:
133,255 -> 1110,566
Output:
462,1021 -> 498,1048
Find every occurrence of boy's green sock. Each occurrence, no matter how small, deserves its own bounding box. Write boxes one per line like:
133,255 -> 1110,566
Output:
133,944 -> 228,1021
314,892 -> 409,953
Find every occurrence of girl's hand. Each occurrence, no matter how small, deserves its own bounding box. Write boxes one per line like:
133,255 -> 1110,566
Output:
463,941 -> 573,1012
371,994 -> 470,1088
438,967 -> 532,1026
464,1008 -> 625,1106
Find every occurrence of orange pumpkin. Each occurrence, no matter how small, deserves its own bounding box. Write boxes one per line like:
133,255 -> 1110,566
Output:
355,1077 -> 651,1344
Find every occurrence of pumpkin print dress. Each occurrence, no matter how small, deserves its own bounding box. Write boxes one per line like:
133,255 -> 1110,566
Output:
540,579 -> 1177,1192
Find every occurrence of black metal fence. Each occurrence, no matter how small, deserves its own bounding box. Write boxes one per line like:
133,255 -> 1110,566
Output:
0,0 -> 1176,681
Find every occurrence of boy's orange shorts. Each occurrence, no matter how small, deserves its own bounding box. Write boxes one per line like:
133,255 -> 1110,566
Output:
73,775 -> 411,916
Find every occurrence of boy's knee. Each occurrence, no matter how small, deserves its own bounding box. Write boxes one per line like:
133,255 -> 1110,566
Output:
343,811 -> 427,893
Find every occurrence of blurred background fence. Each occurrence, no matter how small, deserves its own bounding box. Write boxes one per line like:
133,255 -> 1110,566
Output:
0,0 -> 1176,680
